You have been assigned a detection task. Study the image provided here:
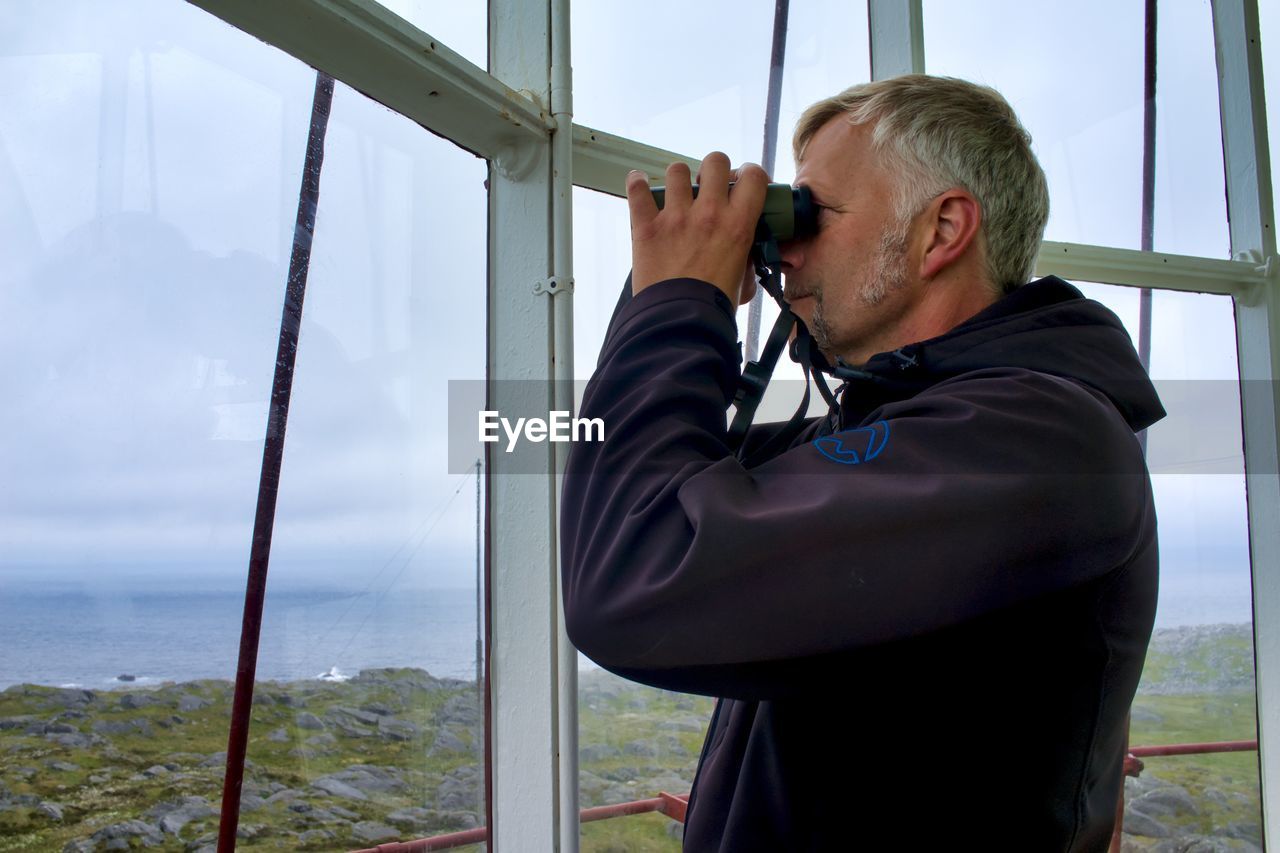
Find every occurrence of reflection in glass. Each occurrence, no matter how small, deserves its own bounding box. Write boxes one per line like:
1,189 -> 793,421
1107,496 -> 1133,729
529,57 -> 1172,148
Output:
923,0 -> 1229,258
0,3 -> 486,850
1075,283 -> 1261,848
572,0 -> 869,175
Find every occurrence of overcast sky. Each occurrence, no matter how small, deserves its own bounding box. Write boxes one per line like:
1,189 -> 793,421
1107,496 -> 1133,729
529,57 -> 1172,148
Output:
1,0 -> 1275,628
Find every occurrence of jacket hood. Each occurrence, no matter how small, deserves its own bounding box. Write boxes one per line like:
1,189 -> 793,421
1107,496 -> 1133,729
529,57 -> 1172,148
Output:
847,276 -> 1166,432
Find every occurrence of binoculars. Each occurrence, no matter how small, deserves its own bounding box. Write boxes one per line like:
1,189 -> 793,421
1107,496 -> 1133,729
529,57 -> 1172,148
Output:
650,183 -> 818,242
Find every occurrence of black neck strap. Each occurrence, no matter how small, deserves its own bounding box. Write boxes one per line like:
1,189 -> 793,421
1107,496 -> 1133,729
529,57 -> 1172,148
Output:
727,236 -> 841,462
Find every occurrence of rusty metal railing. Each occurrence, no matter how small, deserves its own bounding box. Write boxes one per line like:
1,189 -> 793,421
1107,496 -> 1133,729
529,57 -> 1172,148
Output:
352,738 -> 1260,853
349,792 -> 689,852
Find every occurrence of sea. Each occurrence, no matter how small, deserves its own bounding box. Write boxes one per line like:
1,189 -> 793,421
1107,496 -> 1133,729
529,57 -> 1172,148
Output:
0,571 -> 1255,691
0,577 -> 482,690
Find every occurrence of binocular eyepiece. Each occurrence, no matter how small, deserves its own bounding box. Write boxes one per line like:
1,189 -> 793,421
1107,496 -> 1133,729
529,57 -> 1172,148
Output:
650,183 -> 818,242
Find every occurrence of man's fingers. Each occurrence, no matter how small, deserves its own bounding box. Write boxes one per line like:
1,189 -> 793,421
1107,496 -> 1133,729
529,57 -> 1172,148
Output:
698,152 -> 732,201
664,161 -> 693,209
625,170 -> 656,229
740,262 -> 758,306
730,162 -> 769,217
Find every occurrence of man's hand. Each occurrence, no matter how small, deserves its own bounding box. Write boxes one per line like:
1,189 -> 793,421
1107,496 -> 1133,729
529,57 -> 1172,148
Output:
627,153 -> 769,306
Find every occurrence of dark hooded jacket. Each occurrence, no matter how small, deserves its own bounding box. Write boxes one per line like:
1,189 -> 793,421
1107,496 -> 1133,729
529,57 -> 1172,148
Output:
561,276 -> 1164,852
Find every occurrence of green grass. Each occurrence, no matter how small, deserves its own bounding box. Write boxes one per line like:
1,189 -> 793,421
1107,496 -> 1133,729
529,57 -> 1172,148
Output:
0,625 -> 1263,852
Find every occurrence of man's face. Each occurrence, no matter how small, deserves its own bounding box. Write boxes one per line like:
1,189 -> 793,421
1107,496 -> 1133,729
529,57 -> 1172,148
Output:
780,118 -> 918,366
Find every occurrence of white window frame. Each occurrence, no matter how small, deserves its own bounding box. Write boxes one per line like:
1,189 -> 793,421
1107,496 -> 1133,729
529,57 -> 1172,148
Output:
189,0 -> 1278,846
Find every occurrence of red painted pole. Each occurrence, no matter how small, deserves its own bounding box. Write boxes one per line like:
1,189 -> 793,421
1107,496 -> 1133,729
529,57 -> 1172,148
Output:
216,71 -> 335,853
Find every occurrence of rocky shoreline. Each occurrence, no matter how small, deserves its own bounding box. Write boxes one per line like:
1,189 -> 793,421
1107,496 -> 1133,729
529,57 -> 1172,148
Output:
0,624 -> 1264,851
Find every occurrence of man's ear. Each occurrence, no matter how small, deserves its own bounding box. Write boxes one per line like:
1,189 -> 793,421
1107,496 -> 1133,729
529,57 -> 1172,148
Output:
919,190 -> 981,281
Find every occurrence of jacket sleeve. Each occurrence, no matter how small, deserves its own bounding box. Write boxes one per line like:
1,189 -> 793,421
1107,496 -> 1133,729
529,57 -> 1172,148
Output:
560,278 -> 1153,699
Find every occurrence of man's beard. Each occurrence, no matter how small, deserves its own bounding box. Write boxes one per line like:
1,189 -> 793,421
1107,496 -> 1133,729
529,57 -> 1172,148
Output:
808,224 -> 910,354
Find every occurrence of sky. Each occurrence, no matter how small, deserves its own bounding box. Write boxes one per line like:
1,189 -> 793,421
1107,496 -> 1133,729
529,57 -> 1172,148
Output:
0,0 -> 1275,631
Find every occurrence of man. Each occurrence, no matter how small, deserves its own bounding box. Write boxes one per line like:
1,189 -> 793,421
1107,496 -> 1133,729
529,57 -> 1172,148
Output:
561,75 -> 1163,851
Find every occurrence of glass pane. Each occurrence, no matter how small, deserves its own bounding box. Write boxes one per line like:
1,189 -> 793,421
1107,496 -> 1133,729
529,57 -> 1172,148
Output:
373,1 -> 486,70
1262,0 -> 1280,248
573,188 -> 711,849
923,0 -> 1230,258
0,3 -> 487,851
572,0 -> 869,173
244,88 -> 488,853
1073,284 -> 1261,849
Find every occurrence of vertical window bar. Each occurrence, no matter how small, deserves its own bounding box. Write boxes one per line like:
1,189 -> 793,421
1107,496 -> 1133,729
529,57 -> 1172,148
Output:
745,0 -> 791,363
1138,0 -> 1156,441
867,0 -> 925,81
1113,4 -> 1159,850
216,70 -> 335,853
1213,0 -> 1278,843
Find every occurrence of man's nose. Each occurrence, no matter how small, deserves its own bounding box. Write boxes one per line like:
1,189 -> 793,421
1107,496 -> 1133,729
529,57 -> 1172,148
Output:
778,239 -> 804,272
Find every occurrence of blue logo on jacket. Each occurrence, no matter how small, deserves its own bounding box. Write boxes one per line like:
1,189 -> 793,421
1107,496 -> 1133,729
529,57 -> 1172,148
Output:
813,420 -> 890,465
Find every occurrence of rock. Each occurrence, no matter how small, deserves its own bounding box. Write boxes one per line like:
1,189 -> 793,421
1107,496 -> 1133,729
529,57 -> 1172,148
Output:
92,718 -> 153,737
295,712 -> 325,730
0,715 -> 36,730
235,823 -> 267,839
1133,784 -> 1198,817
378,717 -> 419,741
267,727 -> 290,743
47,760 -> 80,772
328,706 -> 382,726
352,821 -> 400,843
1222,822 -> 1264,844
1123,807 -> 1171,838
306,733 -> 337,746
37,801 -> 65,821
312,777 -> 368,801
199,751 -> 253,770
45,722 -> 79,734
437,693 -> 481,728
298,829 -> 336,845
48,731 -> 104,749
330,804 -> 359,820
361,702 -> 395,716
117,675 -> 137,682
430,727 -> 468,754
90,818 -> 166,847
239,793 -> 265,814
146,796 -> 217,834
178,694 -> 210,712
120,693 -> 159,710
42,688 -> 97,710
328,717 -> 374,738
437,765 -> 481,812
264,788 -> 306,806
141,764 -> 170,778
313,765 -> 407,798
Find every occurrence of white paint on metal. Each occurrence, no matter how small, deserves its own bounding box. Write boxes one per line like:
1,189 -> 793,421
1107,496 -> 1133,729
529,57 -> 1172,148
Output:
187,0 -> 550,164
867,0 -> 925,81
550,0 -> 580,848
572,124 -> 700,197
1213,0 -> 1279,843
1035,241 -> 1267,294
488,0 -> 561,850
